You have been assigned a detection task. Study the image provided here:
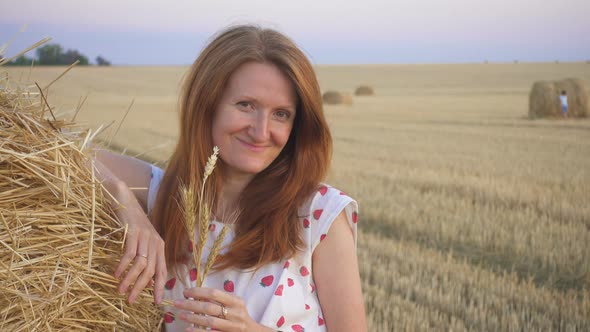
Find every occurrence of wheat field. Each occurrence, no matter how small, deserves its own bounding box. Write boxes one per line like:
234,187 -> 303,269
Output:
4,62 -> 590,331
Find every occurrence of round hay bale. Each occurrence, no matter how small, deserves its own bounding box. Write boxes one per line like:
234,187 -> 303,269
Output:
341,92 -> 353,105
528,78 -> 589,118
529,81 -> 559,118
354,85 -> 374,96
0,73 -> 162,330
555,78 -> 589,117
322,90 -> 344,105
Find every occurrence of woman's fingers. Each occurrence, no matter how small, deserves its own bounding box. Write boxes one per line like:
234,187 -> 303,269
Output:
183,287 -> 241,308
174,298 -> 226,317
175,288 -> 255,332
115,230 -> 138,279
117,228 -> 148,296
118,253 -> 147,296
127,236 -> 157,303
180,312 -> 231,331
114,220 -> 167,304
153,239 -> 167,304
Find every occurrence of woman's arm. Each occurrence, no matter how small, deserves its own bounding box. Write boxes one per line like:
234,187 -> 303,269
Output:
94,149 -> 153,212
91,150 -> 167,305
313,212 -> 367,332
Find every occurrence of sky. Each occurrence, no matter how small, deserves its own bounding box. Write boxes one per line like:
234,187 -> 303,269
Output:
1,0 -> 589,65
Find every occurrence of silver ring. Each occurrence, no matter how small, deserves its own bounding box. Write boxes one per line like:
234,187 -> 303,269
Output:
219,304 -> 228,319
136,253 -> 148,259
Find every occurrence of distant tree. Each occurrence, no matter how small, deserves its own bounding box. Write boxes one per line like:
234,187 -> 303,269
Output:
95,55 -> 111,66
62,49 -> 89,65
36,44 -> 64,65
4,55 -> 34,66
34,43 -> 90,66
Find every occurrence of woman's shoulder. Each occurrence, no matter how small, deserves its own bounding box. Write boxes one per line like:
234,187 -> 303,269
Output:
300,183 -> 357,213
299,183 -> 359,251
147,164 -> 166,215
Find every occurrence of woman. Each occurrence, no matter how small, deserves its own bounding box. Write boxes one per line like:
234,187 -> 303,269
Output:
95,25 -> 366,331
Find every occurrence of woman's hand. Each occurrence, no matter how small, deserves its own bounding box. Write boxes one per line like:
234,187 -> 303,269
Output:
173,287 -> 274,332
111,181 -> 167,304
92,158 -> 167,305
88,150 -> 167,304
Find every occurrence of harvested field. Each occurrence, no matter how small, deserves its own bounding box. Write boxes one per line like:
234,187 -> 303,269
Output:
4,62 -> 590,330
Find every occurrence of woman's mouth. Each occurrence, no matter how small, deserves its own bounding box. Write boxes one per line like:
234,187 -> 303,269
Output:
236,137 -> 267,152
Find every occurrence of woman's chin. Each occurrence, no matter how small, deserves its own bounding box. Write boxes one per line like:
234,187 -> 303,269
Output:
225,162 -> 269,178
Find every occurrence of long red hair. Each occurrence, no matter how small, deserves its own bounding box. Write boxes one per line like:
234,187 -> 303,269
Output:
151,25 -> 332,273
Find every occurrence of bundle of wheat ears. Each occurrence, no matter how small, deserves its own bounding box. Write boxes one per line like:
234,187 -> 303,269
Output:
0,41 -> 229,331
159,147 -> 232,313
181,147 -> 230,288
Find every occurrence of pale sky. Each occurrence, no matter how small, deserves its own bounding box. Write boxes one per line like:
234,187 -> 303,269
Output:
1,0 -> 589,65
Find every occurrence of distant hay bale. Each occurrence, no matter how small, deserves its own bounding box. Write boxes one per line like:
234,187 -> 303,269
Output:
354,85 -> 374,96
555,78 -> 590,117
322,90 -> 352,105
0,70 -> 162,330
528,78 -> 589,119
322,90 -> 343,104
341,92 -> 353,105
529,81 -> 559,118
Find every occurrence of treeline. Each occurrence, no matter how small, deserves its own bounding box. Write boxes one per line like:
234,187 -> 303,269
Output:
3,43 -> 111,66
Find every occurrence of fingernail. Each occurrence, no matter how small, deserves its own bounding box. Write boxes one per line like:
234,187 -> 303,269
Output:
174,299 -> 183,306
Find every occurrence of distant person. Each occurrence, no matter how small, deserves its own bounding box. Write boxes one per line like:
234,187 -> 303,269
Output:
560,90 -> 568,118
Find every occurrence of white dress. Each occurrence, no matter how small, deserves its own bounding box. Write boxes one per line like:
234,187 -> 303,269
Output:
147,165 -> 358,332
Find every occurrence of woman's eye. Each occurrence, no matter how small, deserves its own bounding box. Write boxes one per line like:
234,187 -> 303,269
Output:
237,101 -> 254,109
275,110 -> 291,120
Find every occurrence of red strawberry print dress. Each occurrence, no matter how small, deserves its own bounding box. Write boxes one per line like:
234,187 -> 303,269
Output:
148,165 -> 358,332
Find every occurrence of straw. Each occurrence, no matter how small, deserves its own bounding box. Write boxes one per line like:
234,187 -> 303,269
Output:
0,56 -> 162,330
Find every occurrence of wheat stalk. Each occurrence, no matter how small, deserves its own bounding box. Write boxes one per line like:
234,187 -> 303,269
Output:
180,146 -> 232,287
179,183 -> 200,276
195,202 -> 210,286
202,226 -> 229,279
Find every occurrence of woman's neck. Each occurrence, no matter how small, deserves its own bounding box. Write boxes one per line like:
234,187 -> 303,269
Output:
216,172 -> 252,223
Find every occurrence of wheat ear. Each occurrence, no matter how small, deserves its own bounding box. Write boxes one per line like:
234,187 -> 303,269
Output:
195,202 -> 210,286
202,226 -> 229,281
195,146 -> 219,286
180,183 -> 199,270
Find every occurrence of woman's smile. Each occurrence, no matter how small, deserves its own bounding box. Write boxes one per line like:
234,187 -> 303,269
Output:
235,136 -> 268,153
212,61 -> 297,179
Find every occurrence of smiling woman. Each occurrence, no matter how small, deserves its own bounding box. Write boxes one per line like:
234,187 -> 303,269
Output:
95,24 -> 367,332
212,62 -> 296,181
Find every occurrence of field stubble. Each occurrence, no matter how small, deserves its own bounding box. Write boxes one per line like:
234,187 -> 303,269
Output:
4,62 -> 590,331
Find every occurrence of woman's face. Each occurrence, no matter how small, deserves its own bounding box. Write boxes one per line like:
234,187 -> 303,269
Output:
212,61 -> 297,181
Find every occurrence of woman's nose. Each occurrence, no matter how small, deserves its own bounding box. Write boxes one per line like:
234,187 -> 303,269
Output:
249,112 -> 270,142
